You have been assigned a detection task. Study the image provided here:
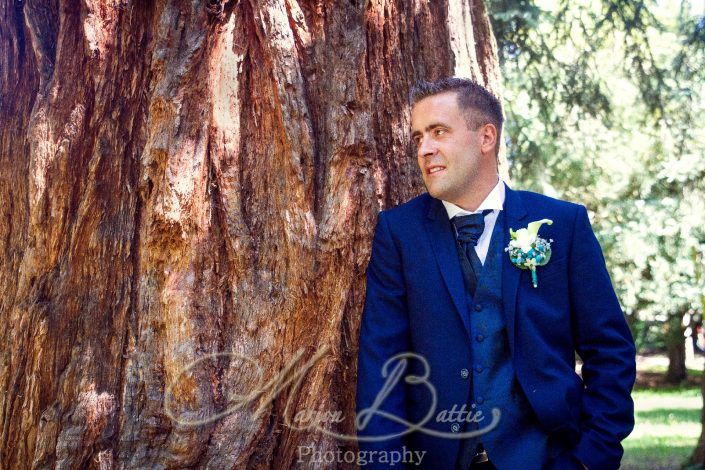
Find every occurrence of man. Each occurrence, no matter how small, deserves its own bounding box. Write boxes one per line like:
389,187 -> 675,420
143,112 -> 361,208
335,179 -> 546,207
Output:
355,77 -> 636,469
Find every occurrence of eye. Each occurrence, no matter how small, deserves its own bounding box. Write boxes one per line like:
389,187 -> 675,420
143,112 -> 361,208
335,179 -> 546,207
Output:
413,135 -> 422,146
434,128 -> 446,136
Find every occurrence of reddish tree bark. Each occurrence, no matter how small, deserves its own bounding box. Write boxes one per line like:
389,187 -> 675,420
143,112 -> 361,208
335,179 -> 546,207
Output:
0,0 -> 503,467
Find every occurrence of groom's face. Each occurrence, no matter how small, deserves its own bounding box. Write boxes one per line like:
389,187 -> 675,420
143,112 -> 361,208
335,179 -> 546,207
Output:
410,91 -> 487,206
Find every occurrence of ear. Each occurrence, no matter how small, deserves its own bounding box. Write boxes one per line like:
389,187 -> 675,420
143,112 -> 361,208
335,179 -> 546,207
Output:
479,123 -> 498,155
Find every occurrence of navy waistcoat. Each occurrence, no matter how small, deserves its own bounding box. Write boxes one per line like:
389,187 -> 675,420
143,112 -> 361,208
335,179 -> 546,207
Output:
455,211 -> 558,470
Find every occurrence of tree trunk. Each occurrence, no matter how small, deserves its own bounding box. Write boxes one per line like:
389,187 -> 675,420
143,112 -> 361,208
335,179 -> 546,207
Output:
0,1 -> 503,468
665,310 -> 687,384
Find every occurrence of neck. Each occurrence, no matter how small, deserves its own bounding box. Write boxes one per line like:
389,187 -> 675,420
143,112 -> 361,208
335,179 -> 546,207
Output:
453,174 -> 499,212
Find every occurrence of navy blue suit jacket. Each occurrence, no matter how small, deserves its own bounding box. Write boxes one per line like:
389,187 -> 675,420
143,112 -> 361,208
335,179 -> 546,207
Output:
355,185 -> 636,469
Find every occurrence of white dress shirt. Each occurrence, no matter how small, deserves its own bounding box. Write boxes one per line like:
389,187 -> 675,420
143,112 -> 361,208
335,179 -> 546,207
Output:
442,178 -> 506,265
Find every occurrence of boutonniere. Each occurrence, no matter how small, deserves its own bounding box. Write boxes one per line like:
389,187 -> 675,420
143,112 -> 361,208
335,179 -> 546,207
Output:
505,219 -> 553,288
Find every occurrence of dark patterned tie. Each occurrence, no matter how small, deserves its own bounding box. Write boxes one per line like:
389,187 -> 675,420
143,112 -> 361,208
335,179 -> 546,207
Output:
452,210 -> 493,296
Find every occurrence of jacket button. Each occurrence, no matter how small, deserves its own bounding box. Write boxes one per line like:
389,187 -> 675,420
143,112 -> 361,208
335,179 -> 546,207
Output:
474,304 -> 483,312
451,423 -> 460,433
475,334 -> 484,342
476,396 -> 485,404
460,368 -> 469,379
475,365 -> 483,373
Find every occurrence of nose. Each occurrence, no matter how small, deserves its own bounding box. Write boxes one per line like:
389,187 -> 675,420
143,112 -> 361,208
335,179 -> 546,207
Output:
417,136 -> 437,158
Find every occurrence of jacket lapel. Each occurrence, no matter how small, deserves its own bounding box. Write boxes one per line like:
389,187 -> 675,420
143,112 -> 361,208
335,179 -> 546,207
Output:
501,185 -> 528,358
423,197 -> 472,339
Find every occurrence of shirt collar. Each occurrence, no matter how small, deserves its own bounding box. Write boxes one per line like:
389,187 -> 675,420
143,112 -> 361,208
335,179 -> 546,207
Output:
442,178 -> 506,219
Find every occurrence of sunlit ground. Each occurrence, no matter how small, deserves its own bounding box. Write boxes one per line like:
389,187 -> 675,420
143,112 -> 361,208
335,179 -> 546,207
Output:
621,357 -> 702,470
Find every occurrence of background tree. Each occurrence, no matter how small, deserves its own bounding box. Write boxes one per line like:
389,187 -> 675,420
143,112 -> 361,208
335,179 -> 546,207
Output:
0,0 -> 505,468
490,0 -> 705,381
489,0 -> 705,465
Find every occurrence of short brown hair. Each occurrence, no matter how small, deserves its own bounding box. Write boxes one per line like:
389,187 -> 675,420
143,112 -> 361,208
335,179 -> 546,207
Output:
410,77 -> 504,155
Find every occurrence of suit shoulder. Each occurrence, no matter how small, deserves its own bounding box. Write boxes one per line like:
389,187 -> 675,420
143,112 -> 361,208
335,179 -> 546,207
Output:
515,189 -> 584,217
379,193 -> 431,220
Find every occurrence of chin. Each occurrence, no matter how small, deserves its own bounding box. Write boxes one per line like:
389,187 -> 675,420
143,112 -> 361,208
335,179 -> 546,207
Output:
426,186 -> 447,201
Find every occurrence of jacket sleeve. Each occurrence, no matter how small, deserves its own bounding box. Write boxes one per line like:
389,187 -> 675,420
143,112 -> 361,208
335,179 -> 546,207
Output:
568,205 -> 637,470
355,210 -> 413,459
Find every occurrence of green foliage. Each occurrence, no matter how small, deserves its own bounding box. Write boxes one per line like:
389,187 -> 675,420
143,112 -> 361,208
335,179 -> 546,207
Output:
489,0 -> 705,328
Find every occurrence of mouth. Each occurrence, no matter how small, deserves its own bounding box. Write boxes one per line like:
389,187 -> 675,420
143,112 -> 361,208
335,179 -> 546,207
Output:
426,165 -> 446,176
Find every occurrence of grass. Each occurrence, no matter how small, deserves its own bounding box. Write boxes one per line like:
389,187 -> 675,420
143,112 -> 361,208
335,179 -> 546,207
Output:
621,363 -> 703,470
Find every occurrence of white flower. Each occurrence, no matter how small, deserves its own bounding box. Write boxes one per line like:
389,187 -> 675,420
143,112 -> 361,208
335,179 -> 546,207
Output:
507,218 -> 555,288
513,228 -> 534,252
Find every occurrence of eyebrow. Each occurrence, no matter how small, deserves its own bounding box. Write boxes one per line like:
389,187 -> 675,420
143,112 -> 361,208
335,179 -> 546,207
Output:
410,122 -> 448,138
